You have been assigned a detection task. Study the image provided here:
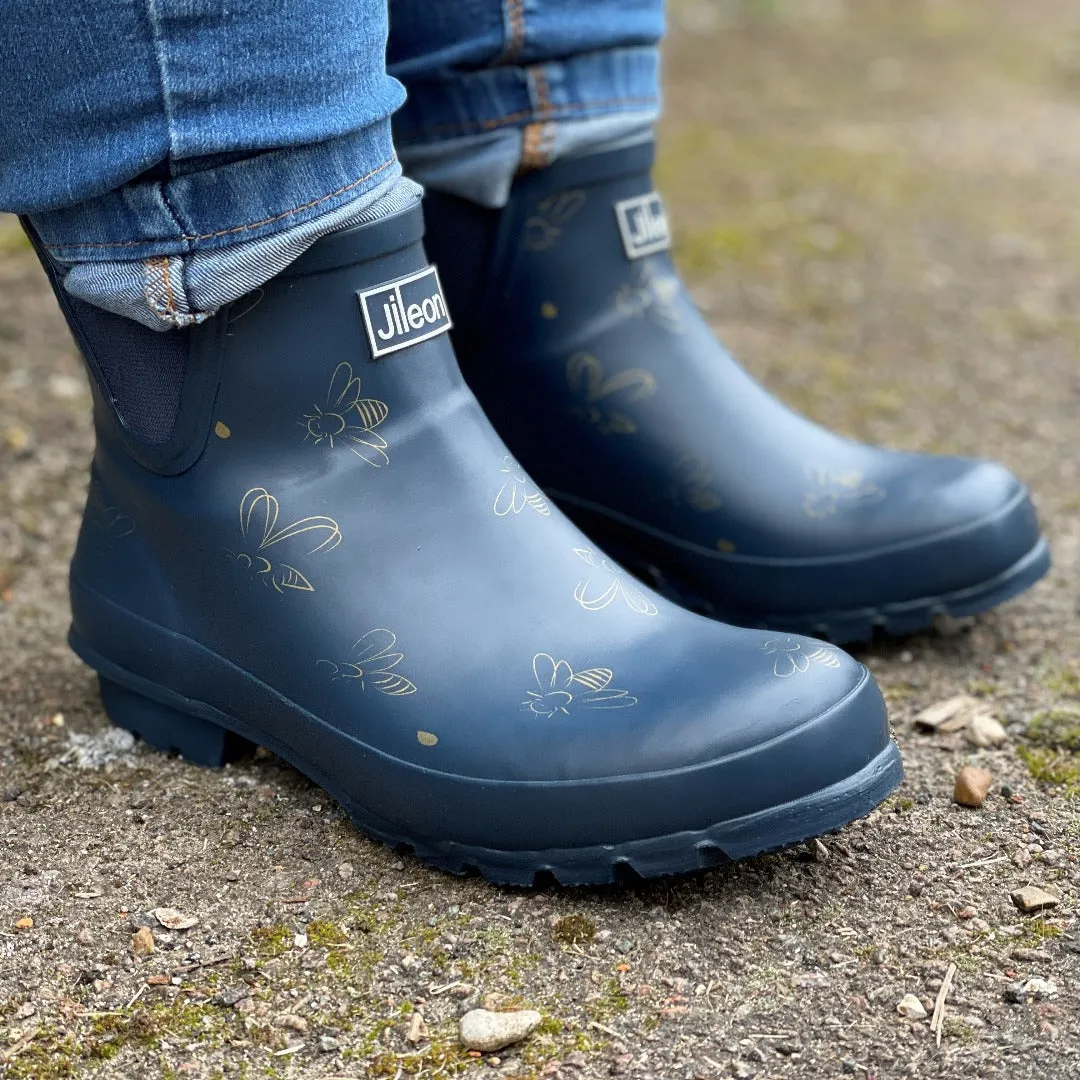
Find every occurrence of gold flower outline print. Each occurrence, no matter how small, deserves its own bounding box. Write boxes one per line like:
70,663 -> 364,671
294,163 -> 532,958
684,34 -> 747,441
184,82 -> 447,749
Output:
522,653 -> 637,718
229,487 -> 342,594
613,260 -> 684,335
764,637 -> 843,678
318,628 -> 417,697
803,466 -> 885,519
573,548 -> 658,616
523,190 -> 587,252
668,454 -> 724,513
301,361 -> 390,467
494,455 -> 550,517
566,352 -> 656,435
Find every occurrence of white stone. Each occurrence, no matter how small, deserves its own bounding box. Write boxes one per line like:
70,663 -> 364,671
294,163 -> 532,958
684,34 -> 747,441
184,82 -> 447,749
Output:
1023,978 -> 1058,999
966,713 -> 1008,748
459,1008 -> 542,1052
897,993 -> 927,1020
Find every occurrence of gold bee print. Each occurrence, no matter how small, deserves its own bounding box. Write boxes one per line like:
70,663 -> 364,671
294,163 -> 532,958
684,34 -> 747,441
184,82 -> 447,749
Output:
668,454 -> 724,513
318,628 -> 417,697
301,361 -> 390,467
573,548 -> 658,616
523,190 -> 587,251
522,653 -> 637,718
494,455 -> 550,517
764,637 -> 843,678
803,466 -> 886,519
566,352 -> 656,435
229,487 -> 342,594
613,260 -> 684,334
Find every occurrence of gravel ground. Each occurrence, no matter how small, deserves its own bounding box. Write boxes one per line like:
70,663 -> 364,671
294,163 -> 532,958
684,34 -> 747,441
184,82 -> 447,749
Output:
2,2 -> 1080,1077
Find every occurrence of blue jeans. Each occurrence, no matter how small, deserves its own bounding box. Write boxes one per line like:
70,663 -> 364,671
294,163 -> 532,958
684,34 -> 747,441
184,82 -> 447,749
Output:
0,1 -> 663,328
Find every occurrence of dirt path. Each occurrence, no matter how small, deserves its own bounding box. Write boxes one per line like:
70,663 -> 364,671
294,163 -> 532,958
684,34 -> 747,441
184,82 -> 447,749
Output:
2,2 -> 1079,1077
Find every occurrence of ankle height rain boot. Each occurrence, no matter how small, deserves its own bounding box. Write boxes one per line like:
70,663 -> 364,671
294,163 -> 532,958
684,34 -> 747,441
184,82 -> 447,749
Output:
422,142 -> 1050,644
29,204 -> 901,885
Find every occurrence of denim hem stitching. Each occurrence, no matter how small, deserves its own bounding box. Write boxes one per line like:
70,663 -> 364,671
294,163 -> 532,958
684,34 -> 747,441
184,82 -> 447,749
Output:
495,0 -> 526,65
400,95 -> 659,142
43,155 -> 398,252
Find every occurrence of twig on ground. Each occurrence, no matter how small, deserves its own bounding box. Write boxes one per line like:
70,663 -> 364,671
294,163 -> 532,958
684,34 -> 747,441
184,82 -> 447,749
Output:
169,952 -> 235,975
931,962 -> 958,1047
589,1020 -> 623,1039
957,854 -> 1010,871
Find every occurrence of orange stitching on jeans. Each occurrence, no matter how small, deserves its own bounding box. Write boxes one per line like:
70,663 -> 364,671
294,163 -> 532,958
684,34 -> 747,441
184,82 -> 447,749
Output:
144,257 -> 177,318
496,0 -> 526,65
531,65 -> 552,116
519,69 -> 555,172
160,258 -> 177,315
45,156 -> 397,252
520,122 -> 546,171
404,95 -> 658,140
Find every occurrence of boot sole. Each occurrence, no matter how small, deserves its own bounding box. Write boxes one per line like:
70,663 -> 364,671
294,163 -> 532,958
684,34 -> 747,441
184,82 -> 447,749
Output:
74,632 -> 902,887
625,536 -> 1051,646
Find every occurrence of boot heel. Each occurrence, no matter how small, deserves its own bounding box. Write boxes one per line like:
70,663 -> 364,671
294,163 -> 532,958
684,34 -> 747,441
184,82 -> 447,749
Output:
98,677 -> 255,767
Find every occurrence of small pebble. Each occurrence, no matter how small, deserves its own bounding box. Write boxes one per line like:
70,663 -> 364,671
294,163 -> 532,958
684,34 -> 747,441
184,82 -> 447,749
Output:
953,766 -> 993,808
48,373 -> 86,399
151,907 -> 199,931
459,1008 -> 542,1052
214,986 -> 250,1007
965,713 -> 1008,748
897,993 -> 927,1020
1023,977 -> 1058,999
1011,948 -> 1052,962
406,1011 -> 429,1044
1011,885 -> 1061,914
131,926 -> 155,957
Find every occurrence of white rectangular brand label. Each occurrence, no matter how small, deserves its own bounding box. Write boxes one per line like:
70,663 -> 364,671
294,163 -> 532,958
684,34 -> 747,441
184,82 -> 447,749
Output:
358,265 -> 452,358
614,192 -> 671,260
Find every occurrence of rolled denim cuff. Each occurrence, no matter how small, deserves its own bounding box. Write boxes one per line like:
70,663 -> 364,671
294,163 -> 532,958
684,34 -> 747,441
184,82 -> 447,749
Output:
392,46 -> 659,146
30,121 -> 398,261
399,114 -> 657,209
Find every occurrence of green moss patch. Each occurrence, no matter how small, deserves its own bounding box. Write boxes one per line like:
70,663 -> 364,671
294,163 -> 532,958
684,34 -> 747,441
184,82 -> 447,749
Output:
551,914 -> 597,946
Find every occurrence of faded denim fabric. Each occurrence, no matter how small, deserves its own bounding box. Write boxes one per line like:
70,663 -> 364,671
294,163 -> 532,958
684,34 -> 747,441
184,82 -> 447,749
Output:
1,0 -> 409,327
0,0 -> 665,326
390,0 -> 664,205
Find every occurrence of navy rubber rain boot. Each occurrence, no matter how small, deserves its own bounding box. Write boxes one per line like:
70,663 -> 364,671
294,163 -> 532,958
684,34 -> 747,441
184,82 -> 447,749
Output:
422,142 -> 1050,643
28,205 -> 901,885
